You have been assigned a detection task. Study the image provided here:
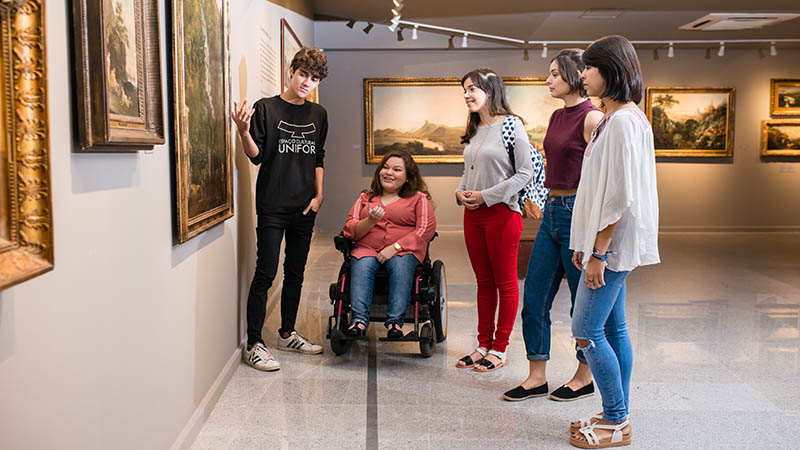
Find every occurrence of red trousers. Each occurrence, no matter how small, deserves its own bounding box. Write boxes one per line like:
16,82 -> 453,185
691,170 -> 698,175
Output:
463,204 -> 523,353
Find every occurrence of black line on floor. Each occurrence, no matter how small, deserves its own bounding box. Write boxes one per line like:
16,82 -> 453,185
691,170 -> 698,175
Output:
366,329 -> 378,449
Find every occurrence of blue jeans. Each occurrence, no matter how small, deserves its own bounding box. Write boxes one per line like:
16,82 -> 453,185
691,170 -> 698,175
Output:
350,254 -> 418,327
521,195 -> 585,363
572,268 -> 632,423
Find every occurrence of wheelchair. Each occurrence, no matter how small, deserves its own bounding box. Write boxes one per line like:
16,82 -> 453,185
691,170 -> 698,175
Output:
326,232 -> 447,357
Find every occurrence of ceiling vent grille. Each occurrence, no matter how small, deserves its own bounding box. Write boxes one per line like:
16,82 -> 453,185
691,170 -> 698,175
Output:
680,13 -> 800,31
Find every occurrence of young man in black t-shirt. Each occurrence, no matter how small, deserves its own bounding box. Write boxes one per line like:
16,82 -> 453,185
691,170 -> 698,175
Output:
232,47 -> 328,371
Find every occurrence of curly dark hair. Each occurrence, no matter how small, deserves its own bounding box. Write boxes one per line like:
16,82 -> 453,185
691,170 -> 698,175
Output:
365,150 -> 431,201
290,47 -> 328,80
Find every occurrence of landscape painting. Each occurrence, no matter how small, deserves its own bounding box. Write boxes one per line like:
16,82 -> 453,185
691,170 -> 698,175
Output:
72,0 -> 164,151
103,0 -> 141,120
171,0 -> 233,243
646,87 -> 735,158
770,79 -> 800,117
364,78 -> 565,164
761,120 -> 800,157
1,0 -> 54,290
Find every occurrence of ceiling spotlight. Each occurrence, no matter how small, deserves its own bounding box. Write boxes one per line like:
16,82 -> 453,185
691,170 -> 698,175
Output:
412,25 -> 418,40
541,43 -> 548,58
388,21 -> 399,32
523,49 -> 530,61
391,8 -> 402,16
397,28 -> 404,41
668,42 -> 674,58
393,0 -> 402,7
770,41 -> 777,56
448,36 -> 454,49
346,20 -> 356,29
718,41 -> 725,57
363,23 -> 374,34
462,34 -> 468,48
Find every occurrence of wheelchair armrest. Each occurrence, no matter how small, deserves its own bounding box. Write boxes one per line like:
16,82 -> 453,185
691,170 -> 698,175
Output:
334,233 -> 355,254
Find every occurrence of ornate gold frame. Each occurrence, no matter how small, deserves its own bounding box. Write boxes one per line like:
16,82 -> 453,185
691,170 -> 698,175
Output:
770,79 -> 800,117
171,0 -> 233,243
645,86 -> 735,158
363,77 -> 547,164
760,119 -> 800,157
0,0 -> 53,290
72,0 -> 164,152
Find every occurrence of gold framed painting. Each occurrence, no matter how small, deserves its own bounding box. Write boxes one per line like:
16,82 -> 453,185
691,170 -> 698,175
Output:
170,0 -> 234,243
645,87 -> 735,158
72,0 -> 164,152
280,19 -> 317,103
363,77 -> 564,164
770,79 -> 800,117
1,0 -> 54,290
761,119 -> 800,157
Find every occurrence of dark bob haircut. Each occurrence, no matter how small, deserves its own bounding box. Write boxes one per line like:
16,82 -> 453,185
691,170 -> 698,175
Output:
551,49 -> 587,97
581,36 -> 642,104
290,46 -> 328,80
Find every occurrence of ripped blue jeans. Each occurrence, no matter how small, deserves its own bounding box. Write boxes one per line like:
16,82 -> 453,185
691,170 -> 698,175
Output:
571,268 -> 632,423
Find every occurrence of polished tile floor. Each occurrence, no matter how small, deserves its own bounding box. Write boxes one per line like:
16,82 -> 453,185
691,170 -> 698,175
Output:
191,231 -> 800,450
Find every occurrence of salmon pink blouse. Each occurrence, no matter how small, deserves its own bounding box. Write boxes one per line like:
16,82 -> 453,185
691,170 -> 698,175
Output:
342,191 -> 436,263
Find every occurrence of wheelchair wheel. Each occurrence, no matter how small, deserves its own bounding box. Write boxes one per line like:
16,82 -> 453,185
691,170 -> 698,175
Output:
419,322 -> 434,358
331,337 -> 349,356
430,260 -> 447,343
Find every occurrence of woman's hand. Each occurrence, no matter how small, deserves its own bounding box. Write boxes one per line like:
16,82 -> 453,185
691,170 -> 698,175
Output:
522,199 -> 542,220
232,100 -> 254,136
376,245 -> 397,264
461,190 -> 484,210
584,257 -> 606,290
572,251 -> 583,271
367,205 -> 385,223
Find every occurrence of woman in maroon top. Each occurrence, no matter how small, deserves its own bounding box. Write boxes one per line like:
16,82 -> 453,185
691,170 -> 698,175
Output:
342,150 -> 436,339
503,49 -> 604,402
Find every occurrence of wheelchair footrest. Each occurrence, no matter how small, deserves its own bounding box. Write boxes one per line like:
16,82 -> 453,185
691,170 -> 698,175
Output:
329,328 -> 368,341
379,330 -> 432,342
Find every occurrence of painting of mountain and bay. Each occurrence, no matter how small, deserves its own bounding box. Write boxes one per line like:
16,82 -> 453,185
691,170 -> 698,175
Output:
646,87 -> 735,158
364,78 -> 562,164
770,79 -> 800,117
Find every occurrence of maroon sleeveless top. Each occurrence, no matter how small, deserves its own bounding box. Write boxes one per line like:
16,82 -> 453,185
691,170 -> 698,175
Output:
542,99 -> 599,189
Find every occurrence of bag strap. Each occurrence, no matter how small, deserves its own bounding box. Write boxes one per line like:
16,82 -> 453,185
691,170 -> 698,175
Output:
501,116 -> 517,168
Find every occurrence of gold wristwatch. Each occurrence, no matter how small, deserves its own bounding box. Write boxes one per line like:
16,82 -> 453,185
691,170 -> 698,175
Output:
393,242 -> 403,252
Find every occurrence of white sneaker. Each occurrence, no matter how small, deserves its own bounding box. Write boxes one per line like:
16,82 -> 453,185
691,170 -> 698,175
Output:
243,342 -> 280,371
277,331 -> 323,355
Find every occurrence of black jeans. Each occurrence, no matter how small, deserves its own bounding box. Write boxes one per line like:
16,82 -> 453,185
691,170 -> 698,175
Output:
246,210 -> 316,345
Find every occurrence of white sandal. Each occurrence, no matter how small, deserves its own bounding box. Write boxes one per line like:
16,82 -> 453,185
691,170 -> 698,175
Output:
570,412 -> 604,433
570,417 -> 631,449
456,347 -> 487,369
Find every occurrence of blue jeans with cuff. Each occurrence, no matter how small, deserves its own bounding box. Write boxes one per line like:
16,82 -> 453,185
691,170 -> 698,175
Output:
350,254 -> 418,327
521,195 -> 585,364
572,267 -> 632,423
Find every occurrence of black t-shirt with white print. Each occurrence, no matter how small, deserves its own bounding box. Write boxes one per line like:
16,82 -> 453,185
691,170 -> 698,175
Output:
249,95 -> 327,214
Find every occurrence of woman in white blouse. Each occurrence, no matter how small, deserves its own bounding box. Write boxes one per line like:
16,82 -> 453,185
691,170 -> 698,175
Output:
567,36 -> 660,449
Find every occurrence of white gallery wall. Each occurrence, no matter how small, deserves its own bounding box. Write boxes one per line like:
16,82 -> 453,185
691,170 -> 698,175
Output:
313,22 -> 800,233
0,2 -> 312,450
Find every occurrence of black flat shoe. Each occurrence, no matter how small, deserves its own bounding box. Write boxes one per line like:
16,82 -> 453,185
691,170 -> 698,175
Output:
386,323 -> 403,339
345,323 -> 366,337
502,383 -> 549,401
548,382 -> 595,402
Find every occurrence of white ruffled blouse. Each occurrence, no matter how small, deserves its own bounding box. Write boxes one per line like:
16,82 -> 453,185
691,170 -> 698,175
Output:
570,107 -> 660,272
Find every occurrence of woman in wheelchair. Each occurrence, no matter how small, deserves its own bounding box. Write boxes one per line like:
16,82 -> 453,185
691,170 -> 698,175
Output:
341,150 -> 436,339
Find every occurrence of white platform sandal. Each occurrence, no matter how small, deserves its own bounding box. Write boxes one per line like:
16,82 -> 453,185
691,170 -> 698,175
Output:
570,412 -> 604,433
570,417 -> 631,449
